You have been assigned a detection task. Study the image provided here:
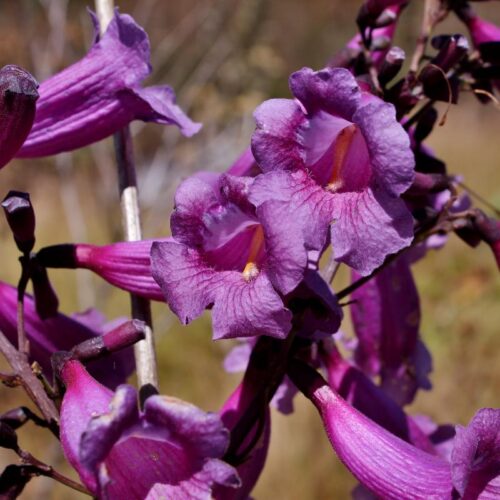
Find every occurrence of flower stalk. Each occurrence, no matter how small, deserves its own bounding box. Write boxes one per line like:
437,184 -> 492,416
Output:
94,0 -> 158,396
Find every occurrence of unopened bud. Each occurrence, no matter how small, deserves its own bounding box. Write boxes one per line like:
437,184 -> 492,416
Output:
70,319 -> 146,361
431,34 -> 469,71
0,66 -> 38,169
1,191 -> 35,253
406,172 -> 449,196
379,46 -> 405,85
414,107 -> 438,143
0,422 -> 18,451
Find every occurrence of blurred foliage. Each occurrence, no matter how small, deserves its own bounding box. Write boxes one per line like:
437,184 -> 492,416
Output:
0,0 -> 499,498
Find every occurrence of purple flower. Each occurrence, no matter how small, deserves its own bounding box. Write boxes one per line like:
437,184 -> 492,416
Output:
36,239 -> 165,301
0,65 -> 38,169
59,360 -> 240,498
350,255 -> 432,405
151,172 -> 309,340
16,10 -> 200,158
451,408 -> 500,498
0,281 -> 132,389
288,361 -> 500,499
250,67 -> 414,276
323,343 -> 436,453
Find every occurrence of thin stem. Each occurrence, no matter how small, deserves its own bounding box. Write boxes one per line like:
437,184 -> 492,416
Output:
17,448 -> 91,496
456,180 -> 500,218
0,329 -> 59,435
17,256 -> 31,356
94,0 -> 158,393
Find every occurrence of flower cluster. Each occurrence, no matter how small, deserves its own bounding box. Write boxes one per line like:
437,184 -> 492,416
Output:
0,1 -> 499,499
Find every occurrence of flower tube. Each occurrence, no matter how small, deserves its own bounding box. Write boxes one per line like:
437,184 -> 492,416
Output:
16,11 -> 200,158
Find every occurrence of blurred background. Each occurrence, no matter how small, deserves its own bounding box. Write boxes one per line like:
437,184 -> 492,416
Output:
0,0 -> 499,498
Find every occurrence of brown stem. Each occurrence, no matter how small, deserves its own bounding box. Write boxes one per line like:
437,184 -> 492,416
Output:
16,256 -> 31,356
17,448 -> 91,496
0,329 -> 59,435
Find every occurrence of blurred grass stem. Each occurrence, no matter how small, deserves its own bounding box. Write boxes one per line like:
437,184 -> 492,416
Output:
95,0 -> 158,396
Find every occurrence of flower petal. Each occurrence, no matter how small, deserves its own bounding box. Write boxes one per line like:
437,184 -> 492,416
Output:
0,281 -> 133,388
451,408 -> 500,498
151,240 -> 292,340
17,11 -> 199,158
288,361 -> 452,499
332,188 -> 414,276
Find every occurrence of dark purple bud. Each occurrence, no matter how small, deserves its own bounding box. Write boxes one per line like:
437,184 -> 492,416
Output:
0,422 -> 18,451
70,320 -> 146,361
406,172 -> 450,196
414,107 -> 438,143
0,66 -> 38,169
431,34 -> 469,71
0,407 -> 46,430
1,191 -> 35,253
357,0 -> 407,29
415,149 -> 447,174
36,244 -> 78,269
477,42 -> 500,64
29,262 -> 59,319
419,65 -> 459,103
379,46 -> 405,85
471,210 -> 500,269
0,464 -> 38,498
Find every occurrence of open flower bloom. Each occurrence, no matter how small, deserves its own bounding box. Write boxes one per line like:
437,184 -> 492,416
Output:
0,281 -> 132,388
0,65 -> 38,169
151,172 -> 309,340
59,360 -> 239,498
350,255 -> 432,405
250,67 -> 414,276
16,10 -> 200,158
288,360 -> 500,499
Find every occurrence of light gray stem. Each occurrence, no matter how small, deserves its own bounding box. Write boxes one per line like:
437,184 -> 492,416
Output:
94,0 -> 158,393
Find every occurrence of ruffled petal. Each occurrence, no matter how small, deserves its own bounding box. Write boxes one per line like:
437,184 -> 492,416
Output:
451,408 -> 500,498
354,99 -> 415,196
151,240 -> 292,340
288,67 -> 360,118
249,169 -> 333,252
251,98 -> 307,173
332,188 -> 414,276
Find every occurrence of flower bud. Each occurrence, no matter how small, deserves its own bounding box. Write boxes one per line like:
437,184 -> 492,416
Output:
0,422 -> 18,451
70,319 -> 146,361
431,34 -> 469,71
1,191 -> 35,253
0,66 -> 38,169
378,46 -> 405,85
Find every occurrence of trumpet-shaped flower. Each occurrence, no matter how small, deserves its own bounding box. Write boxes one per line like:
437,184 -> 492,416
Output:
250,67 -> 414,276
59,360 -> 239,498
151,172 -> 309,340
288,360 -> 500,499
16,10 -> 200,158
